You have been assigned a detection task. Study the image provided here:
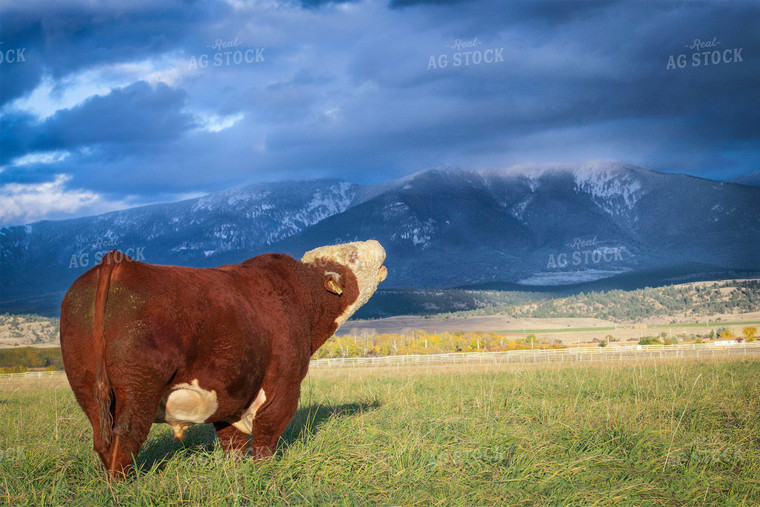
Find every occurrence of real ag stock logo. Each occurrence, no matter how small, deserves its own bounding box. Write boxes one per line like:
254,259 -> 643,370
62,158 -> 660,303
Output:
427,37 -> 504,70
188,37 -> 265,69
546,236 -> 624,270
0,446 -> 25,462
666,37 -> 743,70
0,42 -> 26,64
68,235 -> 146,269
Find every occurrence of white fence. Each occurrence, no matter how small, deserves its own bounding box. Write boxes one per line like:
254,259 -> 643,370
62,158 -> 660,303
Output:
308,342 -> 760,369
0,369 -> 66,379
2,343 -> 759,378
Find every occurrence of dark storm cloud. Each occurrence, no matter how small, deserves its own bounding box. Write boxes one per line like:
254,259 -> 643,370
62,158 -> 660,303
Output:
0,111 -> 38,164
1,0 -> 759,225
389,0 -> 467,7
0,81 -> 196,188
0,0 -> 228,105
0,46 -> 43,107
1,81 -> 194,158
353,0 -> 760,178
388,0 -> 620,37
41,81 -> 196,147
299,0 -> 359,8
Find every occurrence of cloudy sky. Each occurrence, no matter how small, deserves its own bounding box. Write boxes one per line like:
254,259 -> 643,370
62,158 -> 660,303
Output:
1,0 -> 758,226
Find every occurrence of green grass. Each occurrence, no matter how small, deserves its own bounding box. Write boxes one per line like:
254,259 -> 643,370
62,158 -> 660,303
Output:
2,357 -> 760,505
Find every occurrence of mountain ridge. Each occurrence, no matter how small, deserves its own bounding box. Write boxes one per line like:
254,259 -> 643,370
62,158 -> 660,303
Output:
1,161 -> 758,315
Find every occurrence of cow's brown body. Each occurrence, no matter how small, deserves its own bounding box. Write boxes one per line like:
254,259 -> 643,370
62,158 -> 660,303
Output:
60,241 -> 386,479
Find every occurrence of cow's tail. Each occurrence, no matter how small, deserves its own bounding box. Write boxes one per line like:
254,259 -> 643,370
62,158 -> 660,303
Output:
92,250 -> 120,448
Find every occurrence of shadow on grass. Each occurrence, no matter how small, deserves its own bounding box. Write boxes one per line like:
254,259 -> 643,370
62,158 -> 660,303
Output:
279,400 -> 380,451
135,400 -> 380,474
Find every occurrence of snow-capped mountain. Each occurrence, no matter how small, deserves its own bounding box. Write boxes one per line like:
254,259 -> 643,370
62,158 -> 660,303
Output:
1,161 -> 758,315
270,161 -> 758,288
0,179 -> 366,312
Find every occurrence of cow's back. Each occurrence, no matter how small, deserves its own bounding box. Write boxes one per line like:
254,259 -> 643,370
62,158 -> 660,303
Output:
61,253 -> 316,425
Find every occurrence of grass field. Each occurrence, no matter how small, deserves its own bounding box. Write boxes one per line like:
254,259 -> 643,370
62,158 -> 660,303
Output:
1,356 -> 759,505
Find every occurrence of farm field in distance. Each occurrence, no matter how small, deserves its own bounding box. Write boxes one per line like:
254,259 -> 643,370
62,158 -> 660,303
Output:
337,312 -> 760,346
2,278 -> 759,350
1,355 -> 759,505
335,279 -> 760,348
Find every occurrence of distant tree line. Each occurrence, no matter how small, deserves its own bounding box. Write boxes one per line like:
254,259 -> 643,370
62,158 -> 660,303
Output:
314,330 -> 565,359
0,347 -> 63,373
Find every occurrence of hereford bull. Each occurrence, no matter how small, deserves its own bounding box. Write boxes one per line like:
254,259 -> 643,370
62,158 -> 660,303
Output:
60,240 -> 387,479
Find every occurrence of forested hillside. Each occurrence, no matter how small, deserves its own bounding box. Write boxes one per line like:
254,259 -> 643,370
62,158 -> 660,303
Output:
0,314 -> 59,347
451,280 -> 760,322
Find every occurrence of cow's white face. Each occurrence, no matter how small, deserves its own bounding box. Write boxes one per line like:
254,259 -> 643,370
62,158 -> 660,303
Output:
302,240 -> 387,327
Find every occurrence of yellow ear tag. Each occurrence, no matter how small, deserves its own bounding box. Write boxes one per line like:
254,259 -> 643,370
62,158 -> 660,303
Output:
329,280 -> 343,295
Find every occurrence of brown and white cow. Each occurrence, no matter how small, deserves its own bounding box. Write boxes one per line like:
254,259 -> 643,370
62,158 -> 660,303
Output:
60,240 -> 387,479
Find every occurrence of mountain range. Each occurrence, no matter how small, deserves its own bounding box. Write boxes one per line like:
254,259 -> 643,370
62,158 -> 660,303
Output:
1,161 -> 759,316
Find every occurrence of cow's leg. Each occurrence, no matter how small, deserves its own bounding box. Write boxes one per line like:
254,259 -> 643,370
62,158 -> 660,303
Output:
102,382 -> 166,479
213,422 -> 250,455
249,385 -> 301,459
60,324 -> 114,468
64,370 -> 113,464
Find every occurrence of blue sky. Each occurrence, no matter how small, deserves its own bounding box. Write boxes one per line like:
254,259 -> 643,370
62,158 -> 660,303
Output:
1,0 -> 758,226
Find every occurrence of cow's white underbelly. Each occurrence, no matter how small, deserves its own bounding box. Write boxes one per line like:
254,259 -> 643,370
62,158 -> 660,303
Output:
155,380 -> 267,439
155,379 -> 218,440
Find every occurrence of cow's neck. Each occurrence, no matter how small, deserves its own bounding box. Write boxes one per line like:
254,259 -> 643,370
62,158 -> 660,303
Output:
305,263 -> 360,355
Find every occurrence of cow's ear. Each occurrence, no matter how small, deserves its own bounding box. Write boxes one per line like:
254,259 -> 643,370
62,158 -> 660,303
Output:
324,271 -> 343,296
